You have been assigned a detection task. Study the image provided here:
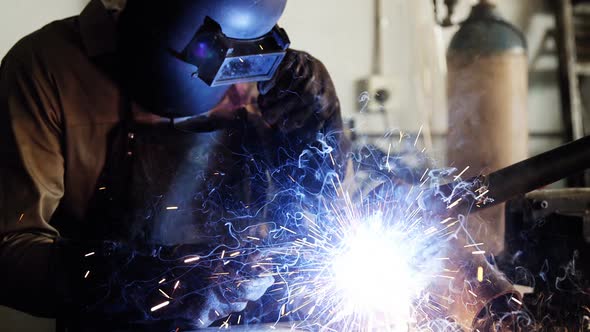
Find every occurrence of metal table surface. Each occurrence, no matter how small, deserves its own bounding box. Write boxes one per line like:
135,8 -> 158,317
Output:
192,323 -> 301,331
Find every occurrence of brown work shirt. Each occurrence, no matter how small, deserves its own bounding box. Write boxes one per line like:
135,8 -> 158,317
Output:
0,0 -> 281,317
0,0 -> 125,315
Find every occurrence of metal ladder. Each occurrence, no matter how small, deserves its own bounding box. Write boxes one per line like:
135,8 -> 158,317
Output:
554,0 -> 590,186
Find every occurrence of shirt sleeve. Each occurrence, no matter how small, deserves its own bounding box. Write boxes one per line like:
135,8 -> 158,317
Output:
0,36 -> 65,317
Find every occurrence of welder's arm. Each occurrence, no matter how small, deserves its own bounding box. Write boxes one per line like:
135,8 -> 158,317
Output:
0,44 -> 68,317
0,49 -> 270,328
257,49 -> 350,190
0,45 -> 163,320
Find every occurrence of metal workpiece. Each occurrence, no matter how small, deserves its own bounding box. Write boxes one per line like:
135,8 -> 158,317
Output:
427,253 -> 521,330
421,136 -> 590,330
525,189 -> 590,234
430,136 -> 590,217
194,323 -> 299,331
501,188 -> 590,330
367,136 -> 590,218
474,135 -> 590,212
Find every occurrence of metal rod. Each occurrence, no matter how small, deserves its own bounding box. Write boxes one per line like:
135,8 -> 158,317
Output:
433,135 -> 590,215
474,135 -> 590,210
369,136 -> 590,216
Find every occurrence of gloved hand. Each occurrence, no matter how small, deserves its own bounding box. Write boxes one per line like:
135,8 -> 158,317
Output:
253,49 -> 349,200
257,49 -> 340,136
192,273 -> 274,328
146,251 -> 274,329
133,266 -> 273,330
54,239 -> 273,330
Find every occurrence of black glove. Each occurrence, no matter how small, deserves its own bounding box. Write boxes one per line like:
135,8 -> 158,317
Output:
250,50 -> 349,220
53,239 -> 272,330
258,49 -> 340,137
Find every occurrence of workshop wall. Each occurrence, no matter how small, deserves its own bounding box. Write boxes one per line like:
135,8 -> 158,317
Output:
0,0 -> 85,58
281,0 -> 565,162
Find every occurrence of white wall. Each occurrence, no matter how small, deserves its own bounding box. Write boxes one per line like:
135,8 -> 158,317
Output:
0,0 -> 86,57
281,1 -> 436,117
280,0 -> 375,116
281,0 -> 565,162
281,0 -> 451,162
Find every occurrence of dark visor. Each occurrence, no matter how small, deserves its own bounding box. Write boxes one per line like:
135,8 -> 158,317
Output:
176,16 -> 290,87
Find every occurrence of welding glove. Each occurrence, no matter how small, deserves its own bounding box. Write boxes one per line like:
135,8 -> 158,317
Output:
191,272 -> 274,328
257,49 -> 340,137
54,239 -> 273,330
134,250 -> 274,329
143,250 -> 274,329
255,49 -> 348,194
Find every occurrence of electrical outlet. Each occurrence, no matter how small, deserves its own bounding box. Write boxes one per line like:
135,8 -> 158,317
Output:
355,75 -> 400,114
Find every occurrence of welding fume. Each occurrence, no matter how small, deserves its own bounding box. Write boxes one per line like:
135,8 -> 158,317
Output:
1,0 -> 590,331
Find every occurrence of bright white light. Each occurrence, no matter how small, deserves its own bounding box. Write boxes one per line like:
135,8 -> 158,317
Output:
331,214 -> 427,328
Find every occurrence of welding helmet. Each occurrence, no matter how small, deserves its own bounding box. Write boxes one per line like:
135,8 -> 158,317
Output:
118,0 -> 289,117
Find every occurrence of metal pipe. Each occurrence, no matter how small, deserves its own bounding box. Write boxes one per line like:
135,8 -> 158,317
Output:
434,135 -> 590,215
370,136 -> 590,216
473,135 -> 590,211
372,0 -> 383,75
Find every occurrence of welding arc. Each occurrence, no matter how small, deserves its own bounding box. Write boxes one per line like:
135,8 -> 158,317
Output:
445,135 -> 590,213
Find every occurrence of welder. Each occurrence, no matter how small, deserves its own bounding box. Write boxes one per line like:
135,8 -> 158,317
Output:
0,0 -> 346,330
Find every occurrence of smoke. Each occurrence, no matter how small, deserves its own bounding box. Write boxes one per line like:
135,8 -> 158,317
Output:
85,87 -> 588,331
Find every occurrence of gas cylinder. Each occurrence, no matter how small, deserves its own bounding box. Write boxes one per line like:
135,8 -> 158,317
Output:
446,0 -> 528,254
